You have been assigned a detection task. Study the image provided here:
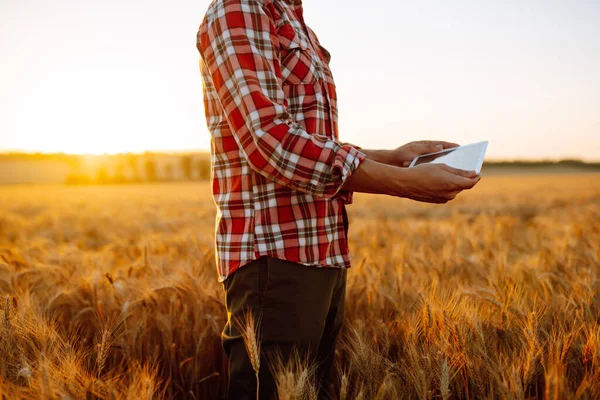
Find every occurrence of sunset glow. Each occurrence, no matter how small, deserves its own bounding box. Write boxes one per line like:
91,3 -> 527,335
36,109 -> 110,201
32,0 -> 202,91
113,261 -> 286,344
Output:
1,0 -> 599,159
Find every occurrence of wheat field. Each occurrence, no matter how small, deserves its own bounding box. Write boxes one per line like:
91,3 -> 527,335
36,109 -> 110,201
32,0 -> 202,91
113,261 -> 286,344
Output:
0,173 -> 599,399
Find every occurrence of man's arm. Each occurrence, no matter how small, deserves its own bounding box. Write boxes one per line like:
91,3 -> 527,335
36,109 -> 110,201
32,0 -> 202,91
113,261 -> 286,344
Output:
357,149 -> 394,165
197,1 -> 364,199
343,159 -> 481,204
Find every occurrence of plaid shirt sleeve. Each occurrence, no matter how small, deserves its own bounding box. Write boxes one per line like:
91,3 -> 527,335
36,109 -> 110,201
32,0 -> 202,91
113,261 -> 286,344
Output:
197,1 -> 364,199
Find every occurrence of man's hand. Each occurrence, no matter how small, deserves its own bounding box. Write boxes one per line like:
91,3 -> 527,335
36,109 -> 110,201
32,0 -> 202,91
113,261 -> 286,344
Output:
398,163 -> 481,203
342,159 -> 481,204
361,141 -> 459,167
389,141 -> 459,167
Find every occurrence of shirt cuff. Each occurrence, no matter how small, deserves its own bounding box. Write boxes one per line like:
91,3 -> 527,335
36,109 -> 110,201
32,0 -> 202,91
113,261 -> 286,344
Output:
330,144 -> 366,204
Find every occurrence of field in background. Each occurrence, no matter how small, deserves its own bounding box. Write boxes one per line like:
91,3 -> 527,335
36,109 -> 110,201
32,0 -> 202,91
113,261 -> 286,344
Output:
1,152 -> 599,184
0,174 -> 599,399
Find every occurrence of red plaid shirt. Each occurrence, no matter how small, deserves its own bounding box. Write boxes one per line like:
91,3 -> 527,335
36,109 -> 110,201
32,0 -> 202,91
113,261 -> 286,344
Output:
196,0 -> 366,281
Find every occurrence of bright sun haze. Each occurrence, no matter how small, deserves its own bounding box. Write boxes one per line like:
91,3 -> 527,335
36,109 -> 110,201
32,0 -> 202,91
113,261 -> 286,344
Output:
1,0 -> 599,159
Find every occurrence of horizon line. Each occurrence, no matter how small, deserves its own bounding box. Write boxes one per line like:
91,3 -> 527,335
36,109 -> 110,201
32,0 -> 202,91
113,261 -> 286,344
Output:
1,150 -> 599,164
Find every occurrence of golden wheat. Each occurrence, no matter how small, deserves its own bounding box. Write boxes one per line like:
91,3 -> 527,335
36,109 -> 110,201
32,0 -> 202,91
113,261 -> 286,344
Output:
3,295 -> 9,332
0,174 -> 598,399
339,372 -> 348,400
240,311 -> 261,400
272,351 -> 318,400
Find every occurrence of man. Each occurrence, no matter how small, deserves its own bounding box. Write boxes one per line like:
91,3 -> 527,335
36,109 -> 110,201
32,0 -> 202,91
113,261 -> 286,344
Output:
196,0 -> 481,398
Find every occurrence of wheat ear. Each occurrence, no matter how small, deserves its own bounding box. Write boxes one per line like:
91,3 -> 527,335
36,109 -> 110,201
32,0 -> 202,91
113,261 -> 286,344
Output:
239,311 -> 261,400
97,327 -> 111,376
340,373 -> 349,400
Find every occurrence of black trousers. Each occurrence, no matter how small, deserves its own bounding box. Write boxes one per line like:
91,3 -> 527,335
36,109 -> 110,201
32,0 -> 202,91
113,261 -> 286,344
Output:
221,256 -> 347,400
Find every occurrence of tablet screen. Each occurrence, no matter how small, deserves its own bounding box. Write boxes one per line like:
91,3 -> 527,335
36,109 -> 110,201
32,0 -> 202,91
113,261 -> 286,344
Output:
410,141 -> 488,173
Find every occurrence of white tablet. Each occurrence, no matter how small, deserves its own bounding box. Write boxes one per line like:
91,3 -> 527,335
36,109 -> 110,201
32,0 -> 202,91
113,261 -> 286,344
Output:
409,141 -> 488,174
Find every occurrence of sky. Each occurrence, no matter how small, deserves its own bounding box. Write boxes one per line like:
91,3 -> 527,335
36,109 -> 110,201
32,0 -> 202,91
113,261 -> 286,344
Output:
1,0 -> 599,160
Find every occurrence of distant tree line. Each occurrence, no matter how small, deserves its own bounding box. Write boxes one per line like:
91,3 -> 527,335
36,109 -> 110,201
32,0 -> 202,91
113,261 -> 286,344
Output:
62,153 -> 212,185
1,152 -> 598,185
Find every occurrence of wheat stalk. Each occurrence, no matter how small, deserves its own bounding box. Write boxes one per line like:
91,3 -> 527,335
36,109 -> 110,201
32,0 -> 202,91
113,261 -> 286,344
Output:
278,371 -> 295,400
354,387 -> 365,400
3,296 -> 9,332
239,311 -> 261,400
97,327 -> 112,376
40,354 -> 52,400
296,366 -> 317,400
340,373 -> 349,400
440,359 -> 450,400
374,374 -> 396,400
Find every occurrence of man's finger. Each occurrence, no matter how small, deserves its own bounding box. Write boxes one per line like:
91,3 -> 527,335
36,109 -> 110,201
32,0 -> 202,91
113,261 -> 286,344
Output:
437,141 -> 460,149
441,164 -> 478,178
429,144 -> 444,153
422,141 -> 460,150
451,174 -> 481,190
447,190 -> 461,200
416,143 -> 452,155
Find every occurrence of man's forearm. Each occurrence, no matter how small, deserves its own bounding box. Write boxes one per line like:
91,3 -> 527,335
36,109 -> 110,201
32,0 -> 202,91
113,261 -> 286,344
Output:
342,157 -> 482,204
342,158 -> 408,196
359,149 -> 394,165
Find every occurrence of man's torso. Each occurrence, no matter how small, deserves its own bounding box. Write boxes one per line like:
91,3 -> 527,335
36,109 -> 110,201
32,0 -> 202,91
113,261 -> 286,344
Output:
198,0 -> 354,281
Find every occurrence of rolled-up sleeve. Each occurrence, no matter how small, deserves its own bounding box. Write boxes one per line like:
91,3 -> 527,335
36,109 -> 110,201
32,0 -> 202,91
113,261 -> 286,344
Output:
197,0 -> 365,199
